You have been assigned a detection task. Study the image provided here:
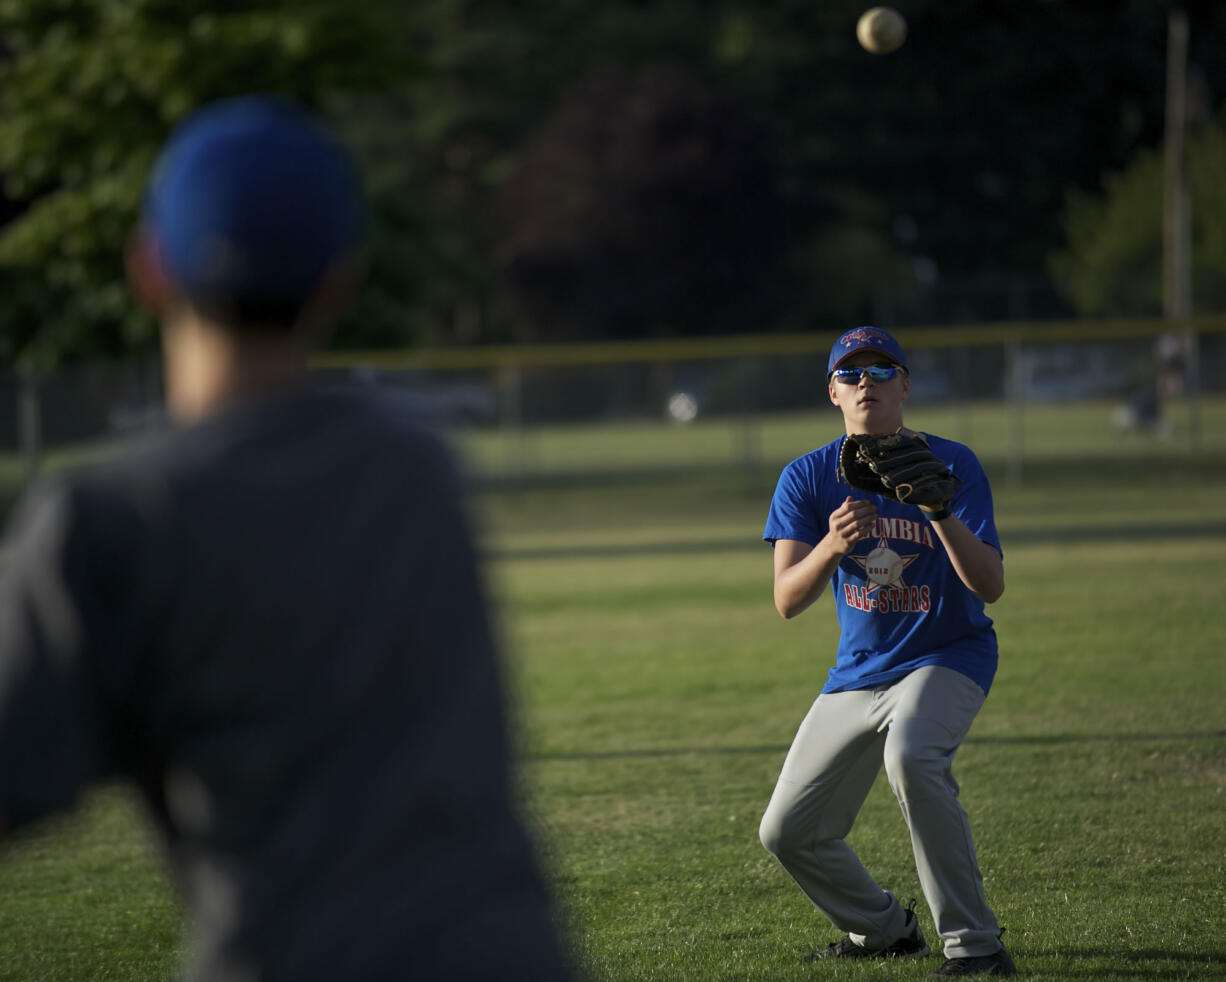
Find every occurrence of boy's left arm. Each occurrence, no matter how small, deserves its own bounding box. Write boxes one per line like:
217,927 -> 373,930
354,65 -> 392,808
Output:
921,440 -> 1003,602
924,508 -> 1004,602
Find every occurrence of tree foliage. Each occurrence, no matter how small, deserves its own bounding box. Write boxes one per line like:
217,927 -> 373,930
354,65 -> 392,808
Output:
2,0 -> 1226,364
466,0 -> 1226,336
1050,114 -> 1226,316
0,0 -> 416,366
498,66 -> 789,340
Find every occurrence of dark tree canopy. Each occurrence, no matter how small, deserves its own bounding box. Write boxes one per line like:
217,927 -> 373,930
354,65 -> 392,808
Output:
499,66 -> 789,340
0,0 -> 417,366
2,0 -> 1226,362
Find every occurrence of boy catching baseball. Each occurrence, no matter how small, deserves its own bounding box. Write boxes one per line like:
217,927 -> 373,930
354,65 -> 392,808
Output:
760,326 -> 1016,977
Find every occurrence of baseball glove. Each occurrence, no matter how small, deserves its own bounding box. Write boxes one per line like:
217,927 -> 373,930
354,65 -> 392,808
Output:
838,432 -> 960,511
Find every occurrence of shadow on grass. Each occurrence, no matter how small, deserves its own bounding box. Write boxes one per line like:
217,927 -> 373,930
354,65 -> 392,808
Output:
1019,947 -> 1226,978
968,729 -> 1226,746
488,522 -> 1226,562
981,452 -> 1226,489
473,449 -> 1226,493
528,730 -> 1225,762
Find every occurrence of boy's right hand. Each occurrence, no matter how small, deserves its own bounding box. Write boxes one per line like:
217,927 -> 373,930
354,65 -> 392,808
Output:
828,496 -> 877,555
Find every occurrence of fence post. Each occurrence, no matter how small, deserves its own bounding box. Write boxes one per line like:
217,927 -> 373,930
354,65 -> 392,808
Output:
18,367 -> 43,487
1004,340 -> 1024,487
955,344 -> 973,446
1163,11 -> 1199,447
1186,330 -> 1201,446
737,356 -> 761,485
497,362 -> 525,480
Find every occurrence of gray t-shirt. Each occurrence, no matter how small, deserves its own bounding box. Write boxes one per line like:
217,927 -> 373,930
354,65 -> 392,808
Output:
0,383 -> 572,981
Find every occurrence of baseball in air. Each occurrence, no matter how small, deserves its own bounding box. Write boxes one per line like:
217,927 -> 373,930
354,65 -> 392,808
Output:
857,6 -> 907,54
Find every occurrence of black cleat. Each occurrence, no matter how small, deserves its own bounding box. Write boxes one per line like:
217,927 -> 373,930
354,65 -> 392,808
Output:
805,898 -> 930,961
931,945 -> 1017,976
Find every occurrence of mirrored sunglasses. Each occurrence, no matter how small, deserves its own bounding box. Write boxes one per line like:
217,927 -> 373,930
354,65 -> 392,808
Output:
831,363 -> 903,384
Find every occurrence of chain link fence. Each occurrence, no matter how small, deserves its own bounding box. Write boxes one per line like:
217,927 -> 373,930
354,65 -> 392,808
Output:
3,320 -> 1224,501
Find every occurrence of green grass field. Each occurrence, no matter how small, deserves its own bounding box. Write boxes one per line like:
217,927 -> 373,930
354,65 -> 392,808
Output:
0,399 -> 1224,981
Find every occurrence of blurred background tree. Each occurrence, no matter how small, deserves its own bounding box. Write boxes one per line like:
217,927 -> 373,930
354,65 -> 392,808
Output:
1050,112 -> 1226,317
2,0 -> 1225,365
497,65 -> 789,341
0,0 -> 418,366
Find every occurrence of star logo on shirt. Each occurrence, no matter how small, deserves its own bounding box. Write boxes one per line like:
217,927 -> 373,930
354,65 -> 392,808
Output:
850,538 -> 918,593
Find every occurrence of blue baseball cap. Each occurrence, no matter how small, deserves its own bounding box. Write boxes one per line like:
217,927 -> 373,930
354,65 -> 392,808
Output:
142,94 -> 363,319
827,326 -> 908,375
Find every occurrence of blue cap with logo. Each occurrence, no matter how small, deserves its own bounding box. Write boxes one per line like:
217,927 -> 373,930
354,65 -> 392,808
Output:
827,326 -> 908,375
142,94 -> 363,318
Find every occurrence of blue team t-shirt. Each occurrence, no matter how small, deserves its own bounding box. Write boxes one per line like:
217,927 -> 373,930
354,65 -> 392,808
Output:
763,433 -> 1001,695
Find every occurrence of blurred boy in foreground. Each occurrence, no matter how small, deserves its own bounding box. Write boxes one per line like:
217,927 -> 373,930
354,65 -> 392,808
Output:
0,95 -> 574,982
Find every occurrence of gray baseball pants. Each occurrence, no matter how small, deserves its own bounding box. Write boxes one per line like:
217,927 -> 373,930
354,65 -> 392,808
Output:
758,665 -> 1003,959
